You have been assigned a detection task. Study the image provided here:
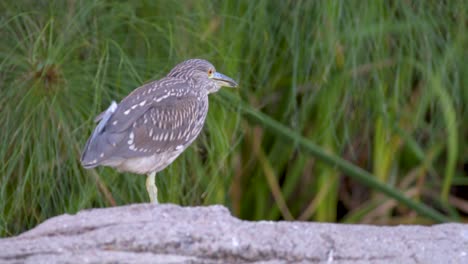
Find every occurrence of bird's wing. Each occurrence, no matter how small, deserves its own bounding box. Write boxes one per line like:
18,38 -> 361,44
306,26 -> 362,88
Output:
105,77 -> 190,133
125,92 -> 208,157
100,78 -> 208,159
81,78 -> 208,165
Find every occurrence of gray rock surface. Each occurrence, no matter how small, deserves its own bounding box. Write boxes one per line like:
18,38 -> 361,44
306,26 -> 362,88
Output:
0,204 -> 467,264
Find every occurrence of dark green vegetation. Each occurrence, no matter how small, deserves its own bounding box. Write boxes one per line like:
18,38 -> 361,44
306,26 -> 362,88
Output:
1,1 -> 467,236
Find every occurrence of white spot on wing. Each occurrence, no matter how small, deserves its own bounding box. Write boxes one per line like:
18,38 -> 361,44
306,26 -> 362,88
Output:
124,109 -> 131,115
109,101 -> 118,112
155,94 -> 170,102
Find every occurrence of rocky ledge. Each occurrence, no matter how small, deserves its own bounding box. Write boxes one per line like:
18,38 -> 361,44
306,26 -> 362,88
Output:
0,204 -> 467,263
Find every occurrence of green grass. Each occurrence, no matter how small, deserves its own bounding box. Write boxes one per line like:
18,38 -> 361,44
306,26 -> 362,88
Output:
1,0 -> 467,236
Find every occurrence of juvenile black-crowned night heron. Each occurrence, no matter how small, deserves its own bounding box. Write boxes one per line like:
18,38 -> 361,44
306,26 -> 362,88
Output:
81,59 -> 237,203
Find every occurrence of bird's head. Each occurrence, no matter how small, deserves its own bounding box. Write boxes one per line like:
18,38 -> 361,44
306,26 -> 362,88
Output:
167,59 -> 238,93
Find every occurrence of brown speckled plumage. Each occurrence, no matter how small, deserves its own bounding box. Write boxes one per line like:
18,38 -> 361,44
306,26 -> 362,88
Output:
81,59 -> 237,203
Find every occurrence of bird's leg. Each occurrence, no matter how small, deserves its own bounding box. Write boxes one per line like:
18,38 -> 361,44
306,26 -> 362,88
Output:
146,172 -> 158,204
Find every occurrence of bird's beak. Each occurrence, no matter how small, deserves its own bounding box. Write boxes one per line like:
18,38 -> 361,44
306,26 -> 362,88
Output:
211,72 -> 238,87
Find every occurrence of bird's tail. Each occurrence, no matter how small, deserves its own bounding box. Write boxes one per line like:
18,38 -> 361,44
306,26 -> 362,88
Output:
80,101 -> 118,168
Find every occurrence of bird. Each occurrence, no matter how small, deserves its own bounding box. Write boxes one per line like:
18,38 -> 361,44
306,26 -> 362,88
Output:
80,59 -> 238,203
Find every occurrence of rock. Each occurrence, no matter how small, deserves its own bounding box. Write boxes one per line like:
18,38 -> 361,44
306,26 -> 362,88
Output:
0,204 -> 467,263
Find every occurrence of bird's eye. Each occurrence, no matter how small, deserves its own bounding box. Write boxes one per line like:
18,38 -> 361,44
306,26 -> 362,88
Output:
207,69 -> 214,76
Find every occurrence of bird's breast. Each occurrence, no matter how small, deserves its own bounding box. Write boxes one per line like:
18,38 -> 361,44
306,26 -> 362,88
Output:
108,148 -> 186,175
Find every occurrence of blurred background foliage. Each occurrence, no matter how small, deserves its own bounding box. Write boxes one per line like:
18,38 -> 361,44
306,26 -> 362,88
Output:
1,0 -> 467,237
